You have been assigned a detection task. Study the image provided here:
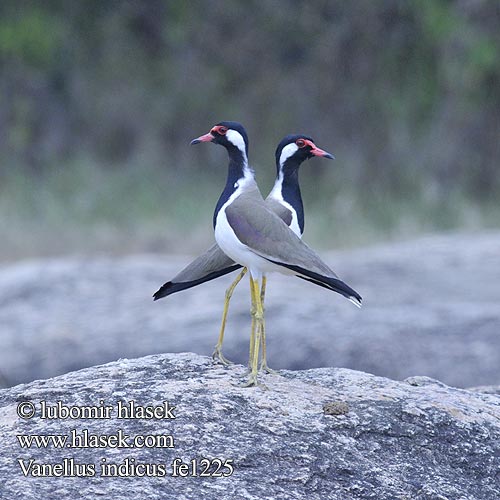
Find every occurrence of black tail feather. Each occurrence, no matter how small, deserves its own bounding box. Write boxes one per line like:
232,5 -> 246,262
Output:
269,260 -> 362,305
153,264 -> 242,300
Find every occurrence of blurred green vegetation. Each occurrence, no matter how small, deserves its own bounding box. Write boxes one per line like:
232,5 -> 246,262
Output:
0,0 -> 499,259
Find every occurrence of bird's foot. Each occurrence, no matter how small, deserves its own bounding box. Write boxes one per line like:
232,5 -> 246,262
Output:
234,373 -> 268,390
212,347 -> 233,366
260,361 -> 278,375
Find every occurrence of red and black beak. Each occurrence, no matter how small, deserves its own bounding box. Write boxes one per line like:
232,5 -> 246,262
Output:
190,132 -> 214,145
309,143 -> 334,159
301,139 -> 335,159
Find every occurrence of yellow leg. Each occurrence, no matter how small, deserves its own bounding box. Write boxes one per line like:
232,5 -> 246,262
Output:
245,279 -> 257,373
248,313 -> 255,370
212,268 -> 247,365
260,276 -> 267,303
259,276 -> 277,374
241,276 -> 266,388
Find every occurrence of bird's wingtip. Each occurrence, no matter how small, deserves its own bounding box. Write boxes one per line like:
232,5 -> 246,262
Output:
152,284 -> 169,301
349,296 -> 362,308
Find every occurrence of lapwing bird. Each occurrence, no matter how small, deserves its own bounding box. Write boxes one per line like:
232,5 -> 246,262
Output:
153,134 -> 334,368
188,121 -> 361,387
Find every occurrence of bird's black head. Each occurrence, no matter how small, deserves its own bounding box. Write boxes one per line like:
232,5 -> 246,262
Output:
275,134 -> 334,168
191,121 -> 249,157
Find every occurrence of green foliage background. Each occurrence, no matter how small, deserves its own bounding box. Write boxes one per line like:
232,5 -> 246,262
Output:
1,0 -> 499,259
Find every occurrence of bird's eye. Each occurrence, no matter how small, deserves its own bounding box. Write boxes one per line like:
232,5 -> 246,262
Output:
218,126 -> 228,135
296,139 -> 306,148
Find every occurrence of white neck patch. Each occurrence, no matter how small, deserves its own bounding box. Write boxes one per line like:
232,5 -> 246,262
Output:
268,171 -> 283,200
279,143 -> 299,167
226,129 -> 247,156
267,169 -> 301,237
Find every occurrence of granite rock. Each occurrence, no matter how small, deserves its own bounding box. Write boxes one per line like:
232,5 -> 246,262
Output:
0,352 -> 498,499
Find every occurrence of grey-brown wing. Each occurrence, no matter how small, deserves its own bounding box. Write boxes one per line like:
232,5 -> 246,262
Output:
264,197 -> 293,227
153,243 -> 241,300
225,195 -> 362,305
172,243 -> 237,282
225,192 -> 337,279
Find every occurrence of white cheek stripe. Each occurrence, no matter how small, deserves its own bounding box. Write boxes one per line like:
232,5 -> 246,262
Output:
226,130 -> 247,156
279,143 -> 298,166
